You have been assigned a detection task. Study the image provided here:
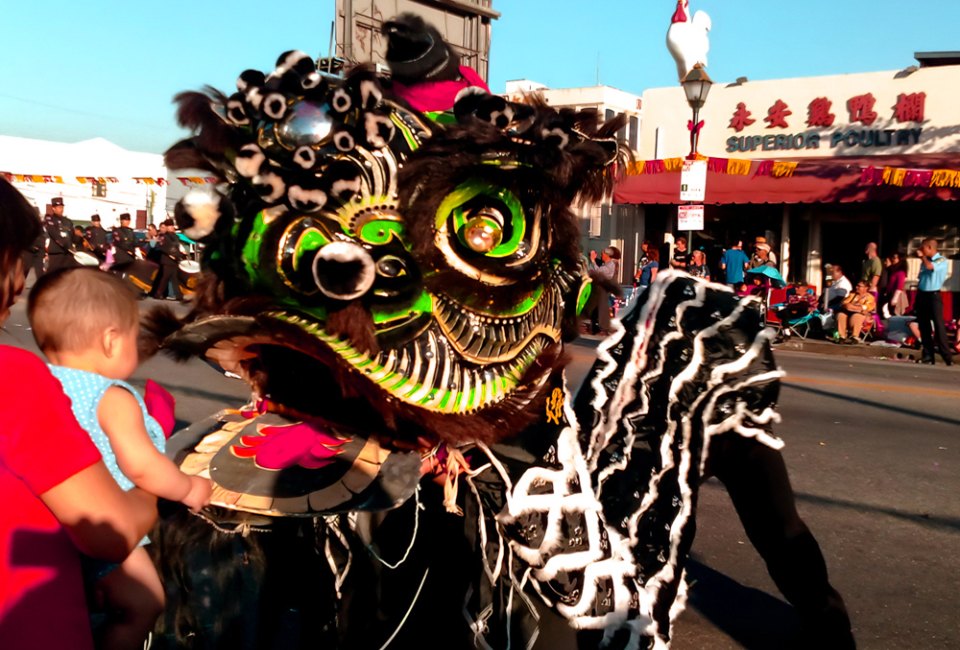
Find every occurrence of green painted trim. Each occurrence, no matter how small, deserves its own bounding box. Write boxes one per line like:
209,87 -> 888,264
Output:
577,281 -> 592,316
358,219 -> 405,246
241,211 -> 268,284
293,229 -> 329,272
390,112 -> 421,150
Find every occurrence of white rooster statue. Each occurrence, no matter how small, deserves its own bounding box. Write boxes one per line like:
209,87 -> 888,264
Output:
666,0 -> 712,81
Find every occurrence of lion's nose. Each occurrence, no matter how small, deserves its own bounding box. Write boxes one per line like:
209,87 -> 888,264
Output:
312,241 -> 375,300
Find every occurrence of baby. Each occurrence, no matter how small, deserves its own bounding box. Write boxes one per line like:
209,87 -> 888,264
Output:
28,267 -> 211,650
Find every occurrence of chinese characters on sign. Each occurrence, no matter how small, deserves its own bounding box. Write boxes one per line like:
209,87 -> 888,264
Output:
725,90 -> 927,153
677,205 -> 705,231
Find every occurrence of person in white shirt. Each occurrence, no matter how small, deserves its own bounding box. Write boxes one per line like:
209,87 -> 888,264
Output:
824,264 -> 852,313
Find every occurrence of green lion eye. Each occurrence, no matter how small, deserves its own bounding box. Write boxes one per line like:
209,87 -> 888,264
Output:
438,181 -> 525,258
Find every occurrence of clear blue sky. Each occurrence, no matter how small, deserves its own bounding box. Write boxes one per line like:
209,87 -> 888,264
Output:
2,1 -> 957,154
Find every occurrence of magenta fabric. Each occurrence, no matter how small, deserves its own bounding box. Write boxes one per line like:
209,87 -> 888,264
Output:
390,66 -> 491,112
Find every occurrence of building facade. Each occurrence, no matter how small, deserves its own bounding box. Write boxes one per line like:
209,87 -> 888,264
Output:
336,0 -> 498,80
0,135 -> 168,228
616,55 -> 960,310
505,81 -> 644,284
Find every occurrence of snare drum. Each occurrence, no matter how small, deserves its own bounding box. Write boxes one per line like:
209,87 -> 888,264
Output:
115,259 -> 159,294
72,251 -> 100,267
178,260 -> 202,295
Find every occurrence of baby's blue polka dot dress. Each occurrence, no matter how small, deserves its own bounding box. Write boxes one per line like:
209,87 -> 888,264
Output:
49,365 -> 166,491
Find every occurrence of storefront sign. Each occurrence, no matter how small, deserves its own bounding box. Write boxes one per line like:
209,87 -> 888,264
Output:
725,91 -> 927,153
680,160 -> 707,201
678,204 -> 704,231
725,127 -> 923,153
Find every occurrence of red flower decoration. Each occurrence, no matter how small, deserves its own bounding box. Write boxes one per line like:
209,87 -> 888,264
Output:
231,422 -> 348,470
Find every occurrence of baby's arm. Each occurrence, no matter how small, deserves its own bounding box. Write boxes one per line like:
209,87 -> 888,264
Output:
99,386 -> 212,511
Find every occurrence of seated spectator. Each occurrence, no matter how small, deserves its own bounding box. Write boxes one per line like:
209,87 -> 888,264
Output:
688,249 -> 710,280
823,264 -> 852,313
835,280 -> 876,343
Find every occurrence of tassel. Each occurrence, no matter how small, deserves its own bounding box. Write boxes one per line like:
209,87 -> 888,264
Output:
754,160 -> 774,177
931,169 -> 960,188
771,161 -> 798,178
727,159 -> 751,176
441,447 -> 474,516
707,157 -> 728,173
663,157 -> 684,172
881,167 -> 906,186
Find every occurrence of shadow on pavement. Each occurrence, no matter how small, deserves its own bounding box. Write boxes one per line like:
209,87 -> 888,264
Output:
684,558 -> 804,649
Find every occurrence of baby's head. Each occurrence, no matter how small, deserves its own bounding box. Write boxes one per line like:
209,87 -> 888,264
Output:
28,268 -> 141,379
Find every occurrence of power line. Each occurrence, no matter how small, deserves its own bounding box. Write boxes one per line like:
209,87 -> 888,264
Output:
0,92 -> 168,131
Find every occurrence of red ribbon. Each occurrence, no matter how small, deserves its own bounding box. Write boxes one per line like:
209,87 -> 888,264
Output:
687,119 -> 704,134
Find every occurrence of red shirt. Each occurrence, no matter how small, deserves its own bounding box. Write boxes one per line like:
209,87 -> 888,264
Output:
0,346 -> 101,649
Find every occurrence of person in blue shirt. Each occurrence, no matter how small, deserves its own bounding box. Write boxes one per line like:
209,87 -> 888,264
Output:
720,240 -> 750,290
914,238 -> 953,365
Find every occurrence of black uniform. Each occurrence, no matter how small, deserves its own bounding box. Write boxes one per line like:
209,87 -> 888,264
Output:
112,225 -> 137,268
44,213 -> 76,273
21,230 -> 47,280
85,224 -> 110,261
153,231 -> 184,300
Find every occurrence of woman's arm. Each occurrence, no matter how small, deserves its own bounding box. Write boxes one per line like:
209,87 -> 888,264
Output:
99,386 -> 210,510
650,266 -> 658,283
41,463 -> 157,562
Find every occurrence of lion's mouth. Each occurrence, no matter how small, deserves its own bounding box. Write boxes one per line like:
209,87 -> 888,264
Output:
267,312 -> 553,415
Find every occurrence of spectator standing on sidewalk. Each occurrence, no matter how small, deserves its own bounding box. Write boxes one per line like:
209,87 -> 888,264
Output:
861,242 -> 882,295
719,240 -> 749,290
881,251 -> 908,317
688,249 -> 711,280
915,238 -> 953,366
670,236 -> 690,271
751,236 -> 777,268
635,248 -> 660,292
749,242 -> 776,270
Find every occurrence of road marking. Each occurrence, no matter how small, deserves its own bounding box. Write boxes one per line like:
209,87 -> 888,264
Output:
784,375 -> 960,399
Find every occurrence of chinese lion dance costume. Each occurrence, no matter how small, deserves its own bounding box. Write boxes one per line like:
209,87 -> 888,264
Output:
144,14 -> 853,650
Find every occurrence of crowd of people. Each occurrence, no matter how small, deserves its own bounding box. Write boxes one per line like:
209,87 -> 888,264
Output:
20,197 -> 190,302
820,240 -> 955,365
582,233 -> 956,367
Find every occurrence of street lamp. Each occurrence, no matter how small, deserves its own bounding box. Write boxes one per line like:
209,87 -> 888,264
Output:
681,63 -> 713,159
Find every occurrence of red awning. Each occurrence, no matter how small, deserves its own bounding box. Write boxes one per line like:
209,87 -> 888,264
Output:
613,154 -> 960,205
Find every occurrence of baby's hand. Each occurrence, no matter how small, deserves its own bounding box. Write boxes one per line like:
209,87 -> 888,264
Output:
181,475 -> 213,511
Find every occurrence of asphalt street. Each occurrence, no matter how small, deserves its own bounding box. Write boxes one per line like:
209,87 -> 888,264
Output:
2,295 -> 957,649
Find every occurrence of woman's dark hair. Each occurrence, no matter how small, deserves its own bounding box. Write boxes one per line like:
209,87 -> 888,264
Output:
647,248 -> 660,262
0,179 -> 41,309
